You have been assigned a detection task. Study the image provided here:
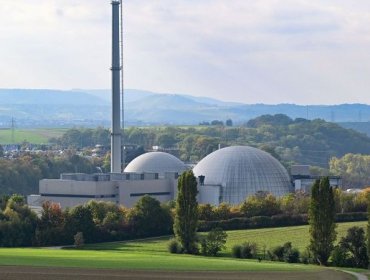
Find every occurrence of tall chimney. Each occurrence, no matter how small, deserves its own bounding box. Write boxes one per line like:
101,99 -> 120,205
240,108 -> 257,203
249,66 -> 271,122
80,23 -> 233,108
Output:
111,0 -> 122,173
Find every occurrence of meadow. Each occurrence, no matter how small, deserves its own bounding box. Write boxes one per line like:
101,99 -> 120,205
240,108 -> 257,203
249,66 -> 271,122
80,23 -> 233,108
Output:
0,128 -> 67,144
0,221 -> 365,272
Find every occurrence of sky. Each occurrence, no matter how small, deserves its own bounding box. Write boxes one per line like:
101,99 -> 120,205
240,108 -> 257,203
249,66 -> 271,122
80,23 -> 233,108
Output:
1,0 -> 370,105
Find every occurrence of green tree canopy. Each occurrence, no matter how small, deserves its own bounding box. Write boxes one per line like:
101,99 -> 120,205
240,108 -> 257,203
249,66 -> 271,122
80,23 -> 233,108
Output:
174,170 -> 199,254
309,177 -> 336,265
330,153 -> 370,188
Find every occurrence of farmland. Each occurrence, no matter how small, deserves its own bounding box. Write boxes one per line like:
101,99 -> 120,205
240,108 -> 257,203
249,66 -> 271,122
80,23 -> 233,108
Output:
0,222 -> 366,279
0,221 -> 365,270
0,128 -> 67,144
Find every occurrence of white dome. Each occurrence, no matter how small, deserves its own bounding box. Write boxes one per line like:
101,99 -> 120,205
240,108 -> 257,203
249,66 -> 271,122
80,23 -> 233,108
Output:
124,152 -> 186,176
193,146 -> 292,204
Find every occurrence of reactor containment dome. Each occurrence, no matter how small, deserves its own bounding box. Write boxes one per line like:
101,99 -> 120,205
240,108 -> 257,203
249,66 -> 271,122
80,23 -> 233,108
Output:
124,152 -> 186,177
193,146 -> 292,204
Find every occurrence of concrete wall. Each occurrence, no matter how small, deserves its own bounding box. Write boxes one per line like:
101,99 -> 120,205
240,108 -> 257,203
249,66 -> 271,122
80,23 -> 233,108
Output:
118,179 -> 176,208
40,179 -> 117,196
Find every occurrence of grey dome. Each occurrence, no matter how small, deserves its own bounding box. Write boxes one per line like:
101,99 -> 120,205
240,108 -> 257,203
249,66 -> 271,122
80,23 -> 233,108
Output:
124,152 -> 186,176
193,146 -> 292,204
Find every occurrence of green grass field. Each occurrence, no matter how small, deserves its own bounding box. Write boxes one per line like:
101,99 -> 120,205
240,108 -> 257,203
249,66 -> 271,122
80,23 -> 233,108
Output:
0,221 -> 366,272
0,128 -> 67,144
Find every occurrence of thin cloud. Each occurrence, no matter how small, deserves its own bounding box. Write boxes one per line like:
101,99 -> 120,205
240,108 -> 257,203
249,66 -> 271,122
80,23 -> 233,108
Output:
0,0 -> 369,104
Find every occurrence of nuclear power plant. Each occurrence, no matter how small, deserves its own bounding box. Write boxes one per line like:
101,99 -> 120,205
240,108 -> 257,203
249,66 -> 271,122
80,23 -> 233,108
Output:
28,1 -> 301,210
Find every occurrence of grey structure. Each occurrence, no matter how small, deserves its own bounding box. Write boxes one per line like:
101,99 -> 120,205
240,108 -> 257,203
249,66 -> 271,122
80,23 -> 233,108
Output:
110,0 -> 122,173
28,171 -> 180,209
124,152 -> 187,177
291,165 -> 342,192
193,146 -> 292,205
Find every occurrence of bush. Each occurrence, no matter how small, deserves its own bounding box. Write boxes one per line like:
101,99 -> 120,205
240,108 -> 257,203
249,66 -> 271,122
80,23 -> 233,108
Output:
300,249 -> 314,264
336,226 -> 369,268
241,242 -> 258,259
331,245 -> 350,267
200,228 -> 227,256
232,245 -> 242,258
240,194 -> 281,218
271,245 -> 285,261
168,238 -> 182,254
270,242 -> 300,263
231,242 -> 258,259
283,247 -> 300,263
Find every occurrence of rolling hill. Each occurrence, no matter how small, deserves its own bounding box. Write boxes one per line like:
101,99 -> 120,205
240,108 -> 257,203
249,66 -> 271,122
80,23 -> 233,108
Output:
0,88 -> 369,128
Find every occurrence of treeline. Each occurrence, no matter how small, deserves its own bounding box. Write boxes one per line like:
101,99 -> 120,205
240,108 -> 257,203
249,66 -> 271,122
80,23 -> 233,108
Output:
197,190 -> 368,231
50,115 -> 370,169
0,195 -> 172,247
0,153 -> 99,195
1,189 -> 368,247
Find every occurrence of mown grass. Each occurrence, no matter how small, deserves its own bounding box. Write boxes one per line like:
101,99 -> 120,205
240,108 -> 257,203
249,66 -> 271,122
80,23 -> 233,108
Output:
88,221 -> 367,256
223,220 -> 367,254
0,247 -> 316,271
0,128 -> 67,144
0,221 -> 364,271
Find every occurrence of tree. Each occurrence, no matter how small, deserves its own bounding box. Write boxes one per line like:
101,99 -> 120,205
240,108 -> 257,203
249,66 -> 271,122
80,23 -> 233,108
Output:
330,154 -> 370,188
35,201 -> 66,246
225,119 -> 233,127
210,120 -> 224,126
0,196 -> 38,247
200,228 -> 227,256
339,226 -> 368,268
240,193 -> 281,217
308,177 -> 337,265
174,170 -> 199,254
65,205 -> 96,243
127,195 -> 172,237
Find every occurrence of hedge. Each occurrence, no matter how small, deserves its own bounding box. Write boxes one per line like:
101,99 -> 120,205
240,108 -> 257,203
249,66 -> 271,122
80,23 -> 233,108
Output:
198,212 -> 367,232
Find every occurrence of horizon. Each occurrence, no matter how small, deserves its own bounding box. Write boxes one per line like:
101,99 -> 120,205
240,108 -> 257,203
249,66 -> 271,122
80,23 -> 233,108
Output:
1,87 -> 370,107
1,1 -> 370,105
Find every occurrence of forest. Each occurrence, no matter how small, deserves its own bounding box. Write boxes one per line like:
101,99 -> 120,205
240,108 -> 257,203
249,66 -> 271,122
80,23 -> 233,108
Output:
51,114 -> 370,167
0,114 -> 369,196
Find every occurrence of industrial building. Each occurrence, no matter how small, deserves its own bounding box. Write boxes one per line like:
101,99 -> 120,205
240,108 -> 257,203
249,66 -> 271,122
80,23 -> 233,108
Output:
291,165 -> 342,192
194,146 -> 293,205
28,146 -> 295,209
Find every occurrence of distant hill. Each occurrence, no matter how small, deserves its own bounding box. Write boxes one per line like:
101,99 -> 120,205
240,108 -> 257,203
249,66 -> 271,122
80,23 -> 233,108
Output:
338,122 -> 370,137
0,89 -> 108,105
0,88 -> 369,127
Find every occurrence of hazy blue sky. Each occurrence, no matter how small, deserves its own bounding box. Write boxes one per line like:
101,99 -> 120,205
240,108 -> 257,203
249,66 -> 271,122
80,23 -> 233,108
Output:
1,0 -> 370,104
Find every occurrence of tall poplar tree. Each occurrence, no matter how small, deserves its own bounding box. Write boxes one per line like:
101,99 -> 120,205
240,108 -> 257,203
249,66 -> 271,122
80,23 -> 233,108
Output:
309,177 -> 337,265
174,170 -> 199,254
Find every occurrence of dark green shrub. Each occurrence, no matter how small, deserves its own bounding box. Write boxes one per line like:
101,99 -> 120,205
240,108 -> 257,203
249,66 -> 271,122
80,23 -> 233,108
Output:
240,242 -> 258,259
283,247 -> 300,263
271,245 -> 285,261
336,212 -> 367,222
168,238 -> 182,254
331,245 -> 350,267
337,226 -> 369,268
270,242 -> 300,263
200,228 -> 227,256
232,244 -> 242,258
300,249 -> 314,264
